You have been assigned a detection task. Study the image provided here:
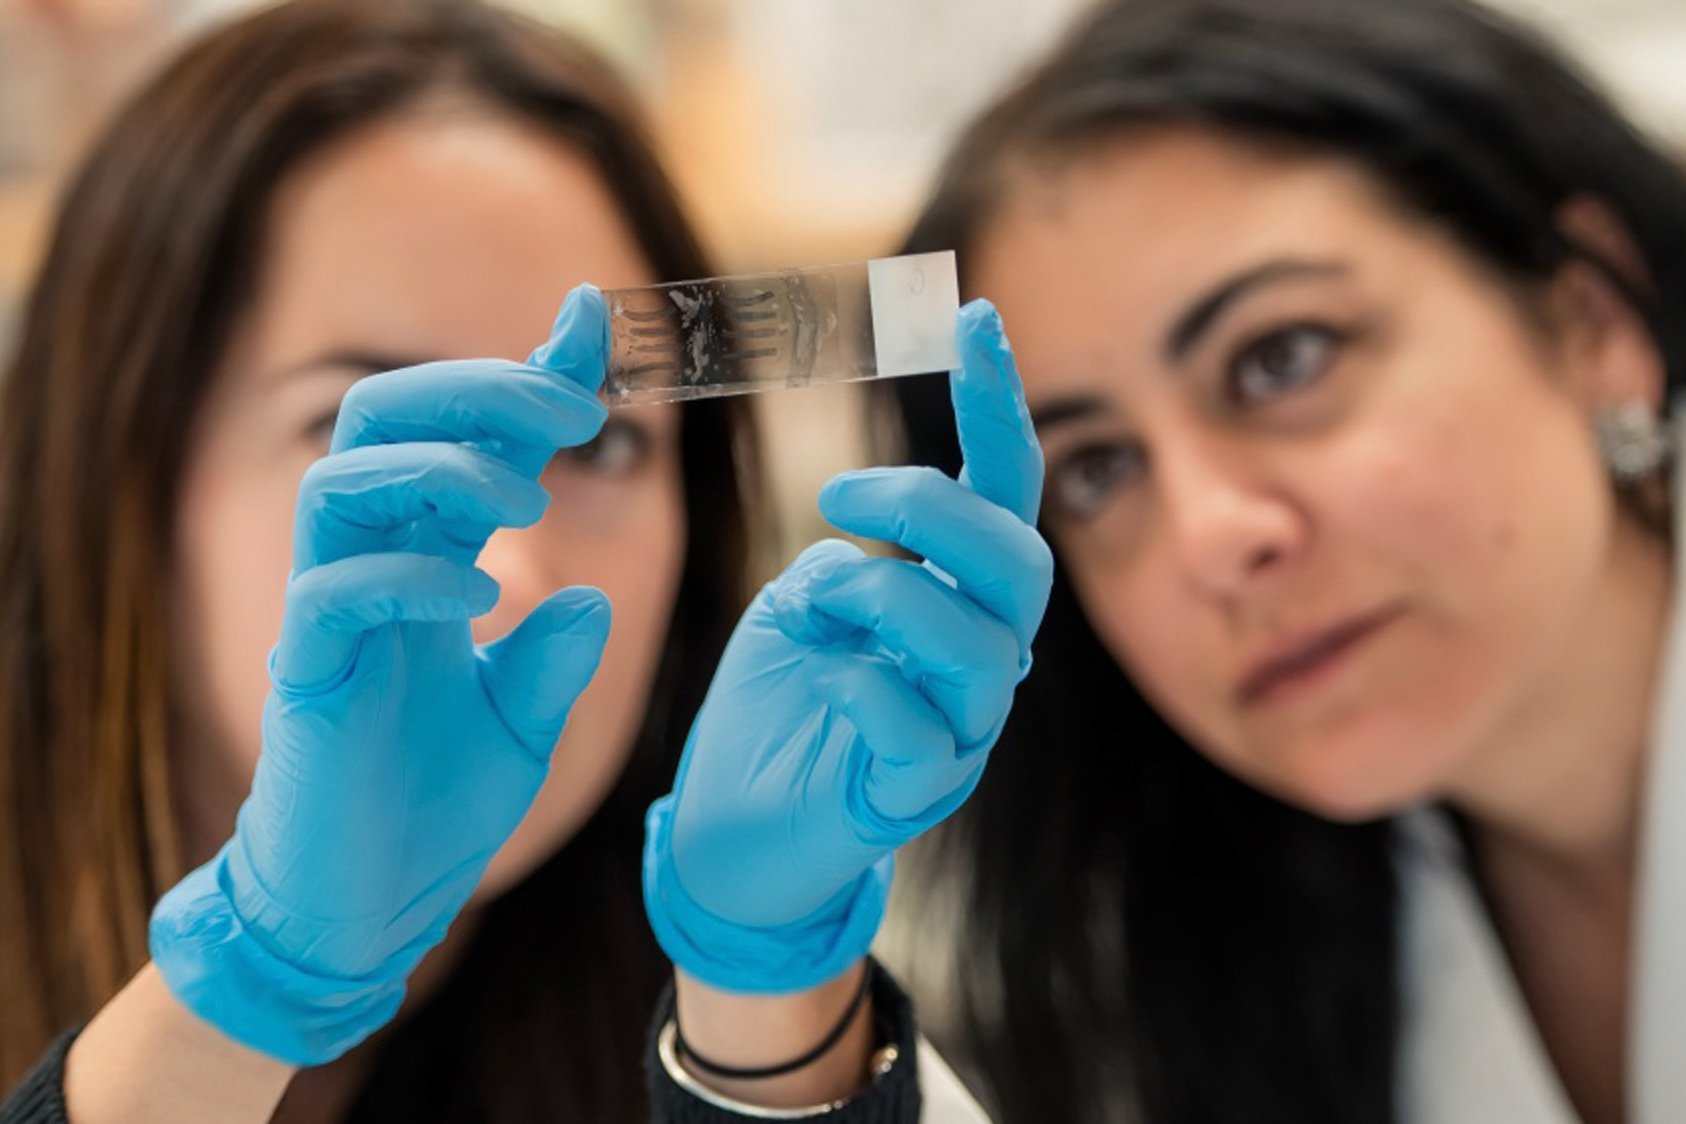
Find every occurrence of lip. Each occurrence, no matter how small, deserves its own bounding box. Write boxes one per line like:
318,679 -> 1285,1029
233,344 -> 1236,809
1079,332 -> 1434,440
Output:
1236,605 -> 1404,707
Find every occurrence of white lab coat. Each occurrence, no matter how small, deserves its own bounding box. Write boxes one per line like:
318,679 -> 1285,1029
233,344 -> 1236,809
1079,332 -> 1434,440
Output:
1396,702 -> 1684,1124
919,1045 -> 992,1121
1399,417 -> 1686,1124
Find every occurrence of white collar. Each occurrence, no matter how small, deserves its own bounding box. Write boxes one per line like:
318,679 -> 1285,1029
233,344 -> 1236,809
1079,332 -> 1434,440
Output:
1627,408 -> 1686,1123
1395,806 -> 1580,1123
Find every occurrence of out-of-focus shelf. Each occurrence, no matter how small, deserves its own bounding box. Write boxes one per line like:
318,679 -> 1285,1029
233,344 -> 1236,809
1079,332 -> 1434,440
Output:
1489,1 -> 1686,145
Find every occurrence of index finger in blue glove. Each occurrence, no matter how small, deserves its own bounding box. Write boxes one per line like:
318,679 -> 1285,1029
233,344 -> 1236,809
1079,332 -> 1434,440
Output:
952,300 -> 1043,527
293,442 -> 552,572
330,360 -> 607,478
526,284 -> 610,395
273,552 -> 499,691
818,466 -> 1054,649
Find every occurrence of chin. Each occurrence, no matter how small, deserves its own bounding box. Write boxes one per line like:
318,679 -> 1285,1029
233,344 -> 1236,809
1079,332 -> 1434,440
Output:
1237,725 -> 1446,826
472,800 -> 591,903
470,717 -> 640,904
1280,779 -> 1415,825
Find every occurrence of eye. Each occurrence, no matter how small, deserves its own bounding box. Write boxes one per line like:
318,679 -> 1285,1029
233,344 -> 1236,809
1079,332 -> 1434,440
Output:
556,417 -> 652,478
1227,324 -> 1342,407
1046,440 -> 1145,521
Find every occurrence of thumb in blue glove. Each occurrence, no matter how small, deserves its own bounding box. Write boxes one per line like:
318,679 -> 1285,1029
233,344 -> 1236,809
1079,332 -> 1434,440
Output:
643,299 -> 1054,993
151,286 -> 615,1065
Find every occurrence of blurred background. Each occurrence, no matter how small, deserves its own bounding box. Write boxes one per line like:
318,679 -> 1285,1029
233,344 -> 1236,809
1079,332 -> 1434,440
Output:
2,0 -> 1684,552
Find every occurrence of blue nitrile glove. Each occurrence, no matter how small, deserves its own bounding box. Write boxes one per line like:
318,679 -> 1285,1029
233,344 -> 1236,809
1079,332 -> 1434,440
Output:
643,299 -> 1052,993
150,286 -> 614,1066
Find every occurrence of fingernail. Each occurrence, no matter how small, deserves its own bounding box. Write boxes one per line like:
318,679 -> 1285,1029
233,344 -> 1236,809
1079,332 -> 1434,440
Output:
772,585 -> 849,647
529,284 -> 605,377
822,467 -> 894,492
528,288 -> 579,368
818,469 -> 893,515
557,586 -> 611,622
466,568 -> 502,613
957,302 -> 1011,387
960,299 -> 1004,348
816,473 -> 850,510
567,602 -> 612,641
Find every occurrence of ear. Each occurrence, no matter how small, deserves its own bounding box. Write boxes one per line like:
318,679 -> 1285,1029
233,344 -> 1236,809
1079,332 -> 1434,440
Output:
1548,196 -> 1667,414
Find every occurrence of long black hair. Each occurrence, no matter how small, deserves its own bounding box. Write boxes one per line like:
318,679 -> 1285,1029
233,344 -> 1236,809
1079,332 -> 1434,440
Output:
886,0 -> 1686,1120
0,0 -> 756,1118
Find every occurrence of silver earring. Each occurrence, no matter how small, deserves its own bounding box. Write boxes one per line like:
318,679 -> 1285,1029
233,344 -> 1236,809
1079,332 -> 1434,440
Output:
1595,401 -> 1670,482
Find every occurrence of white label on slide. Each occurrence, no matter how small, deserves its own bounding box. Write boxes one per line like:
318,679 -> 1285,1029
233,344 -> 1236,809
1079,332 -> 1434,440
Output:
868,251 -> 962,377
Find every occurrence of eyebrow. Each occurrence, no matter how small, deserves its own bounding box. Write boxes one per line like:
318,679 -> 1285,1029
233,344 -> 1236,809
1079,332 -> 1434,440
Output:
1031,394 -> 1110,432
268,350 -> 428,382
1164,259 -> 1350,362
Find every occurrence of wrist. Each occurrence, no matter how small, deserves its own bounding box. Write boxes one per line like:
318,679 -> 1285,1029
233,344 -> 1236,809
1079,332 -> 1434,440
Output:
671,962 -> 879,1108
641,795 -> 894,993
676,958 -> 874,1082
66,964 -> 296,1124
648,958 -> 925,1120
149,847 -> 407,1066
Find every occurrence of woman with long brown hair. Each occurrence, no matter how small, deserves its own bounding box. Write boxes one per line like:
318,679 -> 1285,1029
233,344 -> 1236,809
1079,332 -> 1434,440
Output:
0,0 -> 1049,1117
0,0 -> 758,1117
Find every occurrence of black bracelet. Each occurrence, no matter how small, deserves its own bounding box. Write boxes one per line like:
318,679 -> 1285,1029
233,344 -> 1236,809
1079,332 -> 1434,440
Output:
673,964 -> 875,1081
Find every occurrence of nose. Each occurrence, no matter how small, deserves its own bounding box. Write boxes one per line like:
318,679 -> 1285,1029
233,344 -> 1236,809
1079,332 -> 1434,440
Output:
1154,433 -> 1306,602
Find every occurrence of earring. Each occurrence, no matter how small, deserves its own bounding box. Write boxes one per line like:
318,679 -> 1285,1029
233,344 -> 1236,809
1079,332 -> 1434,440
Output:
1595,400 -> 1671,482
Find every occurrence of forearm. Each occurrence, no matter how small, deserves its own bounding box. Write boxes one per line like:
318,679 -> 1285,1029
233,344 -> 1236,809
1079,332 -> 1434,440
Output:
62,964 -> 293,1124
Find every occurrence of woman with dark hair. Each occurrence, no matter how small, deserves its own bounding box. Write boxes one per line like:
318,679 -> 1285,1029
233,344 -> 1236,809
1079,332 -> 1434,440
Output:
881,0 -> 1686,1121
0,0 -> 754,1118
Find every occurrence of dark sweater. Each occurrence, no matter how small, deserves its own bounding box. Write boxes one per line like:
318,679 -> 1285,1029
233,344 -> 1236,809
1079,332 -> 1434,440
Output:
0,1034 -> 71,1124
0,967 -> 921,1123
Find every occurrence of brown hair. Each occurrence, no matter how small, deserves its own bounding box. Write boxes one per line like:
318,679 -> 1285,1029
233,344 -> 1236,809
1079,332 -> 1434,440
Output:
0,0 -> 756,1115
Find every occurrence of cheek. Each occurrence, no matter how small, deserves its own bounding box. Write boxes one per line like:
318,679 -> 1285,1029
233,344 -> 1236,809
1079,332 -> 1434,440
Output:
172,451 -> 306,861
1337,374 -> 1614,687
1062,549 -> 1230,754
1053,384 -> 1616,819
1253,414 -> 1612,816
475,466 -> 687,897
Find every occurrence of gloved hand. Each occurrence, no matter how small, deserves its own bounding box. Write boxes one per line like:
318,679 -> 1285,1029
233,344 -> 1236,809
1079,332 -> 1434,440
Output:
643,299 -> 1052,993
151,286 -> 615,1066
